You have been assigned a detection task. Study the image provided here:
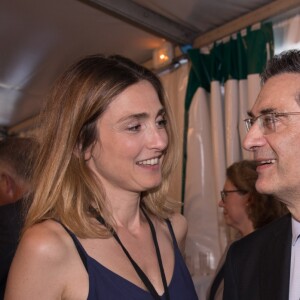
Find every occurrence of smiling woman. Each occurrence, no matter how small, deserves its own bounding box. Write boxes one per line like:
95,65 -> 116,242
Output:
4,54 -> 198,300
87,81 -> 169,194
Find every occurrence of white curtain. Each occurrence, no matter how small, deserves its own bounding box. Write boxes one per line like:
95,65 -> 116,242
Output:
156,11 -> 299,299
182,22 -> 274,273
159,63 -> 189,206
273,13 -> 300,54
184,87 -> 221,271
184,75 -> 262,269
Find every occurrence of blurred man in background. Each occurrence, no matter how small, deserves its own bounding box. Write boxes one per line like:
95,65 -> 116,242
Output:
0,136 -> 38,299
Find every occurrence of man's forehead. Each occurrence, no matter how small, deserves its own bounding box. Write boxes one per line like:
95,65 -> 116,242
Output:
250,73 -> 300,115
249,92 -> 275,116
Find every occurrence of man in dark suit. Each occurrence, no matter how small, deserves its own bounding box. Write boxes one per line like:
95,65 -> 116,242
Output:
0,136 -> 38,299
223,49 -> 300,299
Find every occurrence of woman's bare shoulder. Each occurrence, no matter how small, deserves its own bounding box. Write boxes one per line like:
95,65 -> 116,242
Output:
5,220 -> 81,300
168,213 -> 188,252
169,213 -> 188,235
19,220 -> 72,261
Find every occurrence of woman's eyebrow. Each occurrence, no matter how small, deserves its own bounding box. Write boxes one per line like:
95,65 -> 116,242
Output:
117,113 -> 148,124
117,108 -> 166,123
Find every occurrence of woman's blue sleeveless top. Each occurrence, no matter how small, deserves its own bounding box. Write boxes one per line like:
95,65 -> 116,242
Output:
64,220 -> 198,299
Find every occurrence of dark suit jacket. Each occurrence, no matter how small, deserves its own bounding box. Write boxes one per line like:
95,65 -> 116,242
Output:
223,213 -> 292,300
0,200 -> 24,300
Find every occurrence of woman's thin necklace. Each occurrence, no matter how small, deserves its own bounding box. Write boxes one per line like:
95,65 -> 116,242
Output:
96,207 -> 170,300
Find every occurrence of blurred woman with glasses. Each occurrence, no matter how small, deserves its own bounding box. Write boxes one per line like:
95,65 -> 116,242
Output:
207,159 -> 287,300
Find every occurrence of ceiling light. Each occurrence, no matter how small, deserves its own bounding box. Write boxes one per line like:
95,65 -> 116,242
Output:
153,41 -> 174,69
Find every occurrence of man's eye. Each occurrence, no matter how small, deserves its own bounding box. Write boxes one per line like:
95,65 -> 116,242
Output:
262,115 -> 274,125
157,119 -> 167,128
261,114 -> 281,130
248,119 -> 255,126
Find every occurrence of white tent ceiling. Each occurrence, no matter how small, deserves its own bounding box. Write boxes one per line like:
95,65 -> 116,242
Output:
0,0 -> 296,130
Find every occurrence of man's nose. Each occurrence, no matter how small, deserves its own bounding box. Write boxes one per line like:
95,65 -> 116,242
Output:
243,122 -> 266,152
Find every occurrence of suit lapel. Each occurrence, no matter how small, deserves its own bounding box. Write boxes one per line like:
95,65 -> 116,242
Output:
260,214 -> 292,300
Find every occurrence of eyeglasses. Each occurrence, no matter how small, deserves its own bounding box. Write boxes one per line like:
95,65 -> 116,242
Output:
244,112 -> 300,135
220,190 -> 246,202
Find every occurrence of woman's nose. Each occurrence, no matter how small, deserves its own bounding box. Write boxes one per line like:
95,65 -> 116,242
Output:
147,126 -> 168,150
218,199 -> 224,207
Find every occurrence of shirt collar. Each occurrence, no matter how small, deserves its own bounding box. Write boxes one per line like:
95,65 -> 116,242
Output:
291,216 -> 300,246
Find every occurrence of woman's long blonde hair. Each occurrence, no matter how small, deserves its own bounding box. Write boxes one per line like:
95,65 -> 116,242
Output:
25,54 -> 179,238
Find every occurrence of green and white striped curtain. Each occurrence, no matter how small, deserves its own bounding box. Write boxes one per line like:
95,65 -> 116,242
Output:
182,23 -> 274,270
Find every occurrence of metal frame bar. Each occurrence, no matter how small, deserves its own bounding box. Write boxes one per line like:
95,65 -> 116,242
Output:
81,0 -> 199,45
194,0 -> 300,48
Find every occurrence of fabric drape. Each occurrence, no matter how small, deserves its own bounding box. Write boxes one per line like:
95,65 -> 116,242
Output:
273,13 -> 300,54
182,22 -> 274,269
160,63 -> 190,206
